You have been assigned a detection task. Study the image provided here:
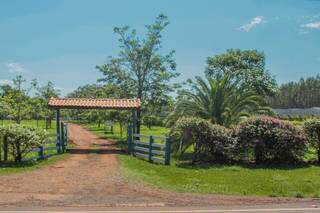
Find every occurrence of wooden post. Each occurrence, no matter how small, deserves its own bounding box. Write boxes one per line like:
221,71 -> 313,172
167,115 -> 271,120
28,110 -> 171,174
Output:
164,137 -> 171,165
149,136 -> 154,162
38,146 -> 44,160
132,110 -> 137,136
56,109 -> 61,153
65,123 -> 68,148
61,122 -> 65,153
127,124 -> 133,154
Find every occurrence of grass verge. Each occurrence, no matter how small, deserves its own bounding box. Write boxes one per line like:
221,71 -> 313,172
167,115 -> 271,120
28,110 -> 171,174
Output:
120,154 -> 320,198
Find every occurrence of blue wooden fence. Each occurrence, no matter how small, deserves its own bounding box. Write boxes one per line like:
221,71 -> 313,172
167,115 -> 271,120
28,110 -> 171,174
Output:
127,124 -> 171,165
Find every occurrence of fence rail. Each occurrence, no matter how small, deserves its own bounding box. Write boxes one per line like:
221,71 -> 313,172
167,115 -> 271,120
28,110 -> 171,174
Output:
127,124 -> 171,165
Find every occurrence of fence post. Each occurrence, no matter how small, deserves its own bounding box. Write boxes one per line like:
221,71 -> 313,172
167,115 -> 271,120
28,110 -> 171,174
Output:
38,146 -> 44,160
61,122 -> 66,153
127,124 -> 133,154
149,136 -> 154,162
3,136 -> 8,162
65,123 -> 68,148
164,137 -> 171,165
56,109 -> 61,153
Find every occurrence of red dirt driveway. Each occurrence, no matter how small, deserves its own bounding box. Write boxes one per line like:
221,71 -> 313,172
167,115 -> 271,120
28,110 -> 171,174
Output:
0,123 -> 319,208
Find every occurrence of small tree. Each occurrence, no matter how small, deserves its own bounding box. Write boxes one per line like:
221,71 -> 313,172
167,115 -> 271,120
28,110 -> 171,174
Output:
0,125 -> 47,162
304,120 -> 320,163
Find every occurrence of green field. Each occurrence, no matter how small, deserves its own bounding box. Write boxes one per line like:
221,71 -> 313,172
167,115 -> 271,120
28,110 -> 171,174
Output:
85,122 -> 320,198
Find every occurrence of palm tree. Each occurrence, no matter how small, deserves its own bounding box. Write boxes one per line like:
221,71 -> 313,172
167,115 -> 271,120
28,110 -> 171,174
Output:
168,75 -> 271,127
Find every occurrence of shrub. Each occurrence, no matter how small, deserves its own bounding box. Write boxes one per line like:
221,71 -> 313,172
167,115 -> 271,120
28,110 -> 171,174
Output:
0,124 -> 47,162
234,116 -> 307,164
170,117 -> 235,163
303,120 -> 320,163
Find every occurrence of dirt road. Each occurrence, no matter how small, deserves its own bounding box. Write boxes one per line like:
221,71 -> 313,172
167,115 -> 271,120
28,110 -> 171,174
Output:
0,124 -> 319,209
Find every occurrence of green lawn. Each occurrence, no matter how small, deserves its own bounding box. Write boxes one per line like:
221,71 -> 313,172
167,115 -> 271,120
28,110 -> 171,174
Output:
83,122 -> 169,148
120,155 -> 320,198
83,122 -> 320,198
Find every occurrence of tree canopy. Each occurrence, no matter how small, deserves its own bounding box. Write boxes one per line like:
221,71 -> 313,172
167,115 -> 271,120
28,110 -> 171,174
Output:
205,49 -> 277,96
96,14 -> 180,131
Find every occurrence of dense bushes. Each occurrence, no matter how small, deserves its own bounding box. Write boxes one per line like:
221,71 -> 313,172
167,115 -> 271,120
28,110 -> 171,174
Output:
170,117 -> 235,163
304,120 -> 320,163
171,116 -> 309,164
234,116 -> 308,164
0,124 -> 47,162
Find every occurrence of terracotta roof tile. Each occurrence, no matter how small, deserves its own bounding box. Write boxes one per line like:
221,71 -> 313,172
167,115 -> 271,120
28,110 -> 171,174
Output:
48,98 -> 141,109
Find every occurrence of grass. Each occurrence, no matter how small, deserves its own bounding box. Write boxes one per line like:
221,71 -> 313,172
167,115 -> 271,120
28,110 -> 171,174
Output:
120,155 -> 320,198
82,121 -> 320,198
83,122 -> 169,149
0,154 -> 67,175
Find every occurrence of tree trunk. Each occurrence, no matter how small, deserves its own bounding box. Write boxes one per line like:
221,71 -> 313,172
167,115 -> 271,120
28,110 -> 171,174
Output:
15,145 -> 22,162
120,122 -> 123,138
45,118 -> 48,130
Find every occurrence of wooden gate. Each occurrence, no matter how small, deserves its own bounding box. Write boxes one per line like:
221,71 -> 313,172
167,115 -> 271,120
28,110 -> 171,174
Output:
127,124 -> 171,165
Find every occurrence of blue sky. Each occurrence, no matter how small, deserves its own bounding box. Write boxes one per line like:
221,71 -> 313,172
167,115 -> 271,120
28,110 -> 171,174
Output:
0,0 -> 319,95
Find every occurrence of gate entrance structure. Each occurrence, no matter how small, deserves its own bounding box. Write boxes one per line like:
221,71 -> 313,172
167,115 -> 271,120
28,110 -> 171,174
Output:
48,97 -> 141,153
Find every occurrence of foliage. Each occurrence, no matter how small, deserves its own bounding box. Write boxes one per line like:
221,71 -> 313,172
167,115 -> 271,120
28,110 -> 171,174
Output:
169,75 -> 271,127
268,75 -> 320,108
303,120 -> 320,163
96,14 -> 180,132
234,116 -> 308,164
0,75 -> 30,123
0,124 -> 47,162
142,115 -> 163,129
0,76 -> 59,126
205,49 -> 277,96
170,117 -> 235,163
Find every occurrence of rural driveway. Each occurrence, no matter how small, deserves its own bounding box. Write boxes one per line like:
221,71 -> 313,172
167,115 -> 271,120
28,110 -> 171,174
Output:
0,123 -> 319,210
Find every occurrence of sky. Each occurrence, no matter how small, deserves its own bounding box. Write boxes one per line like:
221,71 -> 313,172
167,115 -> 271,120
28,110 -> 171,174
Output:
0,0 -> 319,96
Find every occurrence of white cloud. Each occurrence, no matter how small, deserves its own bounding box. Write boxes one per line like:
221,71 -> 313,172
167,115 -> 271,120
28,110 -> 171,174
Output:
4,62 -> 26,73
301,22 -> 320,29
0,79 -> 13,85
239,16 -> 266,32
297,28 -> 310,35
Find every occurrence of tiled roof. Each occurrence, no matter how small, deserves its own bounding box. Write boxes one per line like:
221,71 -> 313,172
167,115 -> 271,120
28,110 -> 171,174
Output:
48,98 -> 141,109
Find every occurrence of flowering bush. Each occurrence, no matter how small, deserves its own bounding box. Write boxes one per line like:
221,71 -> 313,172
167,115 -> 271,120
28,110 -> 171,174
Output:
0,124 -> 47,162
170,117 -> 235,163
234,116 -> 307,164
303,120 -> 320,163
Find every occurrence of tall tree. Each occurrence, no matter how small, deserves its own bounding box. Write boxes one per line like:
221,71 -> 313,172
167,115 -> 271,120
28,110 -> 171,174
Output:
268,75 -> 320,109
36,81 -> 60,129
96,14 -> 179,132
0,75 -> 30,124
206,49 -> 277,96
